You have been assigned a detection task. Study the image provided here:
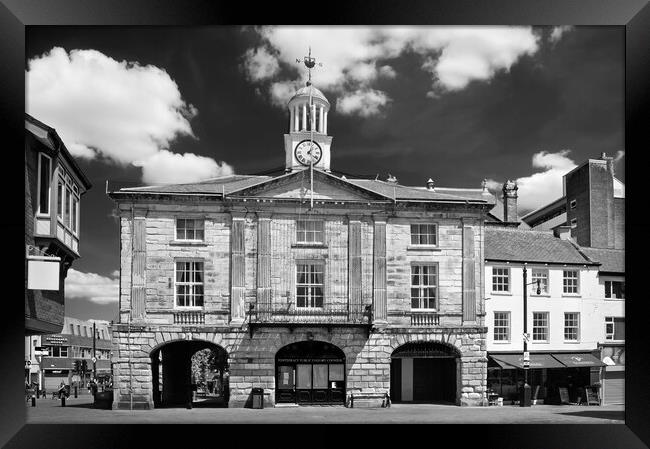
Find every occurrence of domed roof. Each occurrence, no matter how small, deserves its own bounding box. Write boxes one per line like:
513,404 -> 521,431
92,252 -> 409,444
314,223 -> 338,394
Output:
288,84 -> 330,107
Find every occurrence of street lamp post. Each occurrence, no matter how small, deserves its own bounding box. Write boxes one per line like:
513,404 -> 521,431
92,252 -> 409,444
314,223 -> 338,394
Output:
521,265 -> 540,408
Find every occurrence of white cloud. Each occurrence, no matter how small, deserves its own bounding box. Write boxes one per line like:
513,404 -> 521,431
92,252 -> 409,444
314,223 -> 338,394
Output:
550,26 -> 573,43
614,150 -> 625,163
137,150 -> 234,185
488,150 -> 578,213
27,47 -> 233,184
242,26 -> 541,115
242,46 -> 280,81
337,89 -> 391,117
269,80 -> 300,107
65,269 -> 119,305
379,65 -> 397,78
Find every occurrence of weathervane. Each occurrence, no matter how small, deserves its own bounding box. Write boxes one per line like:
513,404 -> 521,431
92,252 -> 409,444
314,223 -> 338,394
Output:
296,46 -> 322,86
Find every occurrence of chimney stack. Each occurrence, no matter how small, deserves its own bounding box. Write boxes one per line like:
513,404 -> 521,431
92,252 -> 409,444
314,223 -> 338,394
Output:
600,152 -> 615,177
502,180 -> 518,223
426,178 -> 435,190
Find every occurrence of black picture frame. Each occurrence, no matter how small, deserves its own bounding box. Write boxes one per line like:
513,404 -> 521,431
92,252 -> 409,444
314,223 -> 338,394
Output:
2,0 -> 647,447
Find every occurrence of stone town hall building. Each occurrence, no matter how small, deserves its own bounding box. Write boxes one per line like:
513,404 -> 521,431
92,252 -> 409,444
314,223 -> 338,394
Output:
108,82 -> 495,409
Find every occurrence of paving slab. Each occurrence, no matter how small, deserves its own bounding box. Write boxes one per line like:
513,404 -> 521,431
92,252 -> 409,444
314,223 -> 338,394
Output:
25,396 -> 625,424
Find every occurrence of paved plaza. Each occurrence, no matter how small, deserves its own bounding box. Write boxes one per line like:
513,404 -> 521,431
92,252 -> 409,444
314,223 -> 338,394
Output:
25,396 -> 625,424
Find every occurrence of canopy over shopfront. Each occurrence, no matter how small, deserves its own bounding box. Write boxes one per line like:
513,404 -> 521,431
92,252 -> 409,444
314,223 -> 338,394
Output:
489,352 -> 605,369
490,354 -> 565,370
552,353 -> 605,367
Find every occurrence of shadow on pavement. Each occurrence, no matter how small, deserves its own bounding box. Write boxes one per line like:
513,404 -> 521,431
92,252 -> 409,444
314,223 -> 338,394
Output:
557,410 -> 624,421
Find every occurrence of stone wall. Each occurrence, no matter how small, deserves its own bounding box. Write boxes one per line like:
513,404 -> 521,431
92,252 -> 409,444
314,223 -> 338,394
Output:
112,324 -> 487,409
113,199 -> 488,409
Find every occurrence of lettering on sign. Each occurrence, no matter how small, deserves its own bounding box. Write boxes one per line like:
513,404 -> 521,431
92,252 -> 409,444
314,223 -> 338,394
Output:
277,358 -> 344,364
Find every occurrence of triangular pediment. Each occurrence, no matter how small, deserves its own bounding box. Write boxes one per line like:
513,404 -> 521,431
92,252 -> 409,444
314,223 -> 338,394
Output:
230,169 -> 390,202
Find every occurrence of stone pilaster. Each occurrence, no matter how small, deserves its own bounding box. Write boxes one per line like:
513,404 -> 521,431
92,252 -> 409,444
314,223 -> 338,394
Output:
348,215 -> 362,318
372,214 -> 387,325
256,212 -> 272,321
230,212 -> 246,326
462,218 -> 477,322
132,216 -> 146,320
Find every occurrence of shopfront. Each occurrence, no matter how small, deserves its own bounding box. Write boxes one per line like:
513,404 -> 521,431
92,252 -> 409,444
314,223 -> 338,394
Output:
600,344 -> 625,405
275,341 -> 346,404
487,352 -> 604,404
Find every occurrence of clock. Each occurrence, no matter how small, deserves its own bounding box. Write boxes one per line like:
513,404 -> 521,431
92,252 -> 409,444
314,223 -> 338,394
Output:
294,140 -> 322,166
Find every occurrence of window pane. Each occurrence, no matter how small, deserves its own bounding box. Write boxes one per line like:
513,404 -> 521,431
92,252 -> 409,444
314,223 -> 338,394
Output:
72,198 -> 78,232
313,365 -> 328,388
278,366 -> 294,388
605,281 -> 611,298
57,180 -> 63,218
296,364 -> 312,389
329,364 -> 344,381
614,318 -> 625,340
65,187 -> 71,227
39,155 -> 50,214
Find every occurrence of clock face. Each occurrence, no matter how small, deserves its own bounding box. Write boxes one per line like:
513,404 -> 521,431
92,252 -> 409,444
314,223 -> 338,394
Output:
294,140 -> 323,166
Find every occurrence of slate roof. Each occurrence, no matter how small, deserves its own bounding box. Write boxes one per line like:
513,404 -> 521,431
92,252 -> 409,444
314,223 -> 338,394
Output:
580,247 -> 625,273
347,179 -> 494,203
114,170 -> 493,204
118,175 -> 271,195
485,227 -> 596,265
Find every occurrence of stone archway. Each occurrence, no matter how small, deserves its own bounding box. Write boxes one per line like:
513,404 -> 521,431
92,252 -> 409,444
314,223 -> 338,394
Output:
275,340 -> 346,404
390,341 -> 460,404
150,340 -> 228,408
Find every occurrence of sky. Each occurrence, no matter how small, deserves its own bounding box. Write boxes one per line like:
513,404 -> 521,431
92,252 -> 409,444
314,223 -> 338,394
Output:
25,26 -> 625,322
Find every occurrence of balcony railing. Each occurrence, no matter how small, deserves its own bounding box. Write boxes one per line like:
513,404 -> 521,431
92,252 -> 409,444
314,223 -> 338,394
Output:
410,312 -> 440,326
250,303 -> 371,325
174,311 -> 205,325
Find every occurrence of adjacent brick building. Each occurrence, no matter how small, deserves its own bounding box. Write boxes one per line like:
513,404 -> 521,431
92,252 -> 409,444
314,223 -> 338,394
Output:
521,153 -> 624,250
108,83 -> 494,409
25,114 -> 92,335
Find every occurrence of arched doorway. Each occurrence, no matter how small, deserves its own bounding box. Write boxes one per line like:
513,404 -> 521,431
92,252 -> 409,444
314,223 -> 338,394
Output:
151,340 -> 228,408
391,341 -> 459,404
275,341 -> 346,405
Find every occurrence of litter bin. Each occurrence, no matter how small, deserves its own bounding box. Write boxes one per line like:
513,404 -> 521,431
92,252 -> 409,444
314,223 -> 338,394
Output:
251,387 -> 264,409
94,390 -> 114,409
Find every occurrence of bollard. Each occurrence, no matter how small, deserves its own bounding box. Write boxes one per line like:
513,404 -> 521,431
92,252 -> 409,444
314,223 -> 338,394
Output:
61,396 -> 66,407
31,396 -> 36,407
74,387 -> 78,398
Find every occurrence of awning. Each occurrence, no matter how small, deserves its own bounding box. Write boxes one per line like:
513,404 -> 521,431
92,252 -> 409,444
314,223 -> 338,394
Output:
489,354 -> 565,370
552,353 -> 605,367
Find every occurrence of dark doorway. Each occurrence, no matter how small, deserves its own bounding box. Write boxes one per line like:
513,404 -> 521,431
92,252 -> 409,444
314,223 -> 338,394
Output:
391,341 -> 459,404
275,341 -> 345,405
150,340 -> 228,408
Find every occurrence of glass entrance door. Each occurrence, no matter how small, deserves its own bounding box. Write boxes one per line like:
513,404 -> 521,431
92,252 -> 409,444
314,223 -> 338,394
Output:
277,365 -> 295,403
296,364 -> 312,403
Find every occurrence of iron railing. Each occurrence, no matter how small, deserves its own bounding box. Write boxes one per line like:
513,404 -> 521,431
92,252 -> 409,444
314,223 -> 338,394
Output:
250,303 -> 371,325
